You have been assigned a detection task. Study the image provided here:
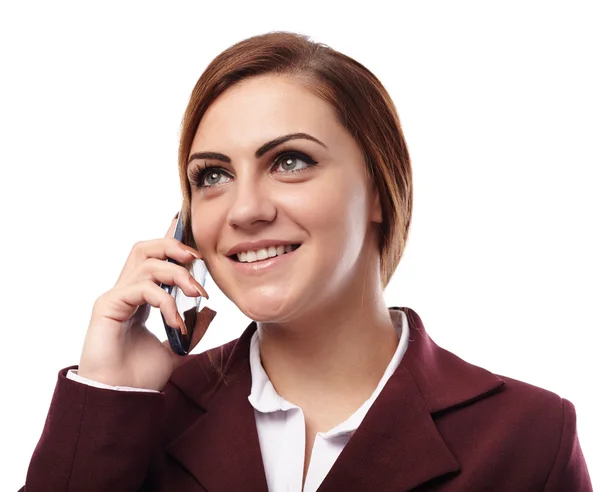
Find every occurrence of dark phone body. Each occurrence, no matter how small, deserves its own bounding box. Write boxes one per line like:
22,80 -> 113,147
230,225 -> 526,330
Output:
159,210 -> 206,355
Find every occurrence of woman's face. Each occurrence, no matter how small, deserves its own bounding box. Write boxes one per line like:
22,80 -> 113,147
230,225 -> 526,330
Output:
187,75 -> 382,323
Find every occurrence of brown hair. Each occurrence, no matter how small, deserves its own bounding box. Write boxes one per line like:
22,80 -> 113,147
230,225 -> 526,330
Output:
178,31 -> 412,288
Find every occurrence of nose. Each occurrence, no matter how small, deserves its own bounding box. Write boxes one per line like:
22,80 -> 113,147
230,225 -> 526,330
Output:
226,174 -> 277,229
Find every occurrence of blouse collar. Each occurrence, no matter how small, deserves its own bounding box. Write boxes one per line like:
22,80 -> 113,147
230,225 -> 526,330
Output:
247,308 -> 410,436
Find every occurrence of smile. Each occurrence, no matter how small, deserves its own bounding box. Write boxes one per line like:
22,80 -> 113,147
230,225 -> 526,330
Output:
227,244 -> 301,274
230,244 -> 301,263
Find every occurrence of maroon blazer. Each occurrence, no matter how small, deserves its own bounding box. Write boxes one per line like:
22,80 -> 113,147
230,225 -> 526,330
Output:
21,307 -> 592,491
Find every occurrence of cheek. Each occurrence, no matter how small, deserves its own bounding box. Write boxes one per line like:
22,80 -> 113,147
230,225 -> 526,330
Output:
190,205 -> 222,257
290,175 -> 369,249
321,173 -> 367,222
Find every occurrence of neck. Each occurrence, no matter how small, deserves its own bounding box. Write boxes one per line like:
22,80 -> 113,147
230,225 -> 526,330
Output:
256,272 -> 398,413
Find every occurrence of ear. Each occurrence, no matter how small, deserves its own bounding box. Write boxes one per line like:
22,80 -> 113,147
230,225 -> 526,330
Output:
370,183 -> 383,224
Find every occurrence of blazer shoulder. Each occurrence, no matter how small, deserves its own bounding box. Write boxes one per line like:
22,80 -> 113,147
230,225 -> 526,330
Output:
489,376 -> 592,490
484,374 -> 585,462
494,373 -> 563,408
494,375 -> 592,479
476,372 -> 569,436
541,396 -> 593,490
430,365 -> 592,490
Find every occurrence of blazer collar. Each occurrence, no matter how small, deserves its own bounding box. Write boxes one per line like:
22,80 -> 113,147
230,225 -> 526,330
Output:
165,306 -> 505,491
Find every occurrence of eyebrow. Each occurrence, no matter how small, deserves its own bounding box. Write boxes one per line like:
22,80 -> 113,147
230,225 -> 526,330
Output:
186,132 -> 327,166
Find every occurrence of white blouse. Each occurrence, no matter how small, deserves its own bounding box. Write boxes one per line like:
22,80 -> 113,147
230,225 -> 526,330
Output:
67,309 -> 410,492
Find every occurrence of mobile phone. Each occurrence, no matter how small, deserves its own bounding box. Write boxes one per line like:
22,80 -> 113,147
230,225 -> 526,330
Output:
159,209 -> 207,355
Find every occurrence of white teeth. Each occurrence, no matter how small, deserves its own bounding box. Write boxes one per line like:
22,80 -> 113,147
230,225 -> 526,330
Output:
236,244 -> 298,263
256,249 -> 269,261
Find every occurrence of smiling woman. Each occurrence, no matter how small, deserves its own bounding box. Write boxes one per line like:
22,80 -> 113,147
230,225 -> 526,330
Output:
180,70 -> 401,327
19,31 -> 592,492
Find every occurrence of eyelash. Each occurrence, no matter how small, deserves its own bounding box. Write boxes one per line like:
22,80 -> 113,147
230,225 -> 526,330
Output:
189,150 -> 319,190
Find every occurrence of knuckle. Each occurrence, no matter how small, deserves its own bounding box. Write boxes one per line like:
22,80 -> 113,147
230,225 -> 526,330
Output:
139,258 -> 165,279
131,240 -> 148,253
92,295 -> 105,312
142,278 -> 157,291
94,288 -> 112,305
92,291 -> 112,314
148,257 -> 164,268
137,257 -> 156,273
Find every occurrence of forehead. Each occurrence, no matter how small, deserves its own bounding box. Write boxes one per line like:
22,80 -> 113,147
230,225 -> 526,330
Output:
191,75 -> 341,150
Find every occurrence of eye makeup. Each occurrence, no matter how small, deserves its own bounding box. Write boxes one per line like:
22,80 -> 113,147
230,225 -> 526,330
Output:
188,149 -> 319,190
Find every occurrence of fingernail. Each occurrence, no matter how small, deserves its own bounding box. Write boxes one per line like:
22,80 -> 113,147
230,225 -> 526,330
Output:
188,249 -> 201,259
179,243 -> 201,259
191,280 -> 209,299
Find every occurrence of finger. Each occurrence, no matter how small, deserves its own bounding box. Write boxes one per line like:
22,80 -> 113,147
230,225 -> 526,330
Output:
133,258 -> 209,299
137,238 -> 203,263
106,280 -> 185,332
117,238 -> 204,285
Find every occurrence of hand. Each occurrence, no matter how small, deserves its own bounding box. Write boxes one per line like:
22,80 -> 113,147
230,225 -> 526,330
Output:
77,214 -> 216,391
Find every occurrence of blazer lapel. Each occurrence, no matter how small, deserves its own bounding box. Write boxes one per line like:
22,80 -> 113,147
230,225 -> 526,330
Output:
317,363 -> 460,491
164,307 -> 505,492
165,323 -> 268,492
317,307 -> 505,491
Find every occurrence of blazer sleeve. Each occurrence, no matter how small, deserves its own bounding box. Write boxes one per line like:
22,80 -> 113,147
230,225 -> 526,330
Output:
20,366 -> 166,492
543,398 -> 593,491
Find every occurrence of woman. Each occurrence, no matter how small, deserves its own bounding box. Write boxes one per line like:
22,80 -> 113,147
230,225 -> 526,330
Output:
21,31 -> 591,491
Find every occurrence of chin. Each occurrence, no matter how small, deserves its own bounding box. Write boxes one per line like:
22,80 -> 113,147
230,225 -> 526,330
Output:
234,290 -> 297,323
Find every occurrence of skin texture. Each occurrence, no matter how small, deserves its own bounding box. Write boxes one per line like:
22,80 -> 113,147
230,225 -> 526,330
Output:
187,75 -> 400,483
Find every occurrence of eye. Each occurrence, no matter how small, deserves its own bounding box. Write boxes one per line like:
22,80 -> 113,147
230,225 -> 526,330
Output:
273,151 -> 318,174
188,150 -> 319,190
189,166 -> 232,189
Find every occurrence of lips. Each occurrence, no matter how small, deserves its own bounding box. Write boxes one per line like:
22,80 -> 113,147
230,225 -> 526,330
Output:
227,242 -> 301,274
225,239 -> 303,257
228,244 -> 301,262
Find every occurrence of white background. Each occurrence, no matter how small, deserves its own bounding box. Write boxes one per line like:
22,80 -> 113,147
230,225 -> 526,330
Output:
1,1 -> 598,489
